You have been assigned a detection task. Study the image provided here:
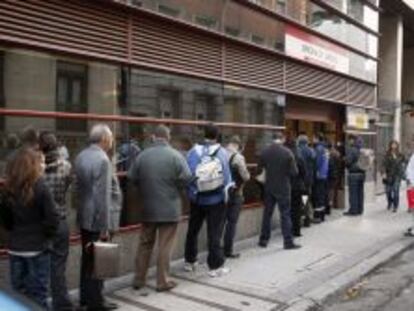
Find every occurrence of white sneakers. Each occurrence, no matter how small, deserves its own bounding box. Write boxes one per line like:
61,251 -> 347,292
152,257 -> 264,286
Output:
184,262 -> 231,278
183,261 -> 199,272
208,266 -> 231,278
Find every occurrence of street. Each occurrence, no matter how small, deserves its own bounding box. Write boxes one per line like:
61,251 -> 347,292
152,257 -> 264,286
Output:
321,245 -> 414,311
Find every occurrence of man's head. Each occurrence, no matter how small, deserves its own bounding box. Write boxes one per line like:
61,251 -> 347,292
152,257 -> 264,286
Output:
20,126 -> 39,150
6,133 -> 20,150
39,131 -> 58,154
314,133 -> 325,144
204,123 -> 220,142
153,125 -> 171,142
348,134 -> 356,146
89,124 -> 113,152
273,131 -> 285,144
228,135 -> 242,152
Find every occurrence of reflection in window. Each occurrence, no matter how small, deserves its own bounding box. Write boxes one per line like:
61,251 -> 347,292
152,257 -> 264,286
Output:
56,61 -> 88,132
158,89 -> 180,119
0,51 -> 4,132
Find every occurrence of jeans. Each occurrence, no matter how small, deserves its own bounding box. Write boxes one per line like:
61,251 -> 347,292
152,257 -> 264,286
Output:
348,173 -> 365,215
386,180 -> 401,210
313,180 -> 328,220
291,191 -> 303,236
80,230 -> 104,309
185,203 -> 226,270
223,194 -> 243,255
259,192 -> 293,247
10,251 -> 50,308
51,219 -> 73,311
134,223 -> 178,288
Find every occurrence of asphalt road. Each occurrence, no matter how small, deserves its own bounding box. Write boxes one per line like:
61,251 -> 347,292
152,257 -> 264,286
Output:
321,244 -> 414,311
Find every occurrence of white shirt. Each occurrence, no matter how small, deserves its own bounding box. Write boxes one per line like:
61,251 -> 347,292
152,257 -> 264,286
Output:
406,154 -> 414,185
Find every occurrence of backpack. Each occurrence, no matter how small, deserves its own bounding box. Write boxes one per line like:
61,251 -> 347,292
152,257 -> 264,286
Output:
230,153 -> 244,189
195,146 -> 225,193
356,148 -> 373,171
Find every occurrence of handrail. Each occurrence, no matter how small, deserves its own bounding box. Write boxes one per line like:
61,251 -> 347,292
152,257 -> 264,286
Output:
0,108 -> 285,131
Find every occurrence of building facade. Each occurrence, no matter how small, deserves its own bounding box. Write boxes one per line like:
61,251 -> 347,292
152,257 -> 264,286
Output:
0,0 -> 380,285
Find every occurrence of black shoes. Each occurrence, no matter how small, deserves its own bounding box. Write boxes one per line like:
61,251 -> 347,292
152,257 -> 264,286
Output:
225,253 -> 241,259
284,243 -> 302,250
258,241 -> 268,248
86,302 -> 118,311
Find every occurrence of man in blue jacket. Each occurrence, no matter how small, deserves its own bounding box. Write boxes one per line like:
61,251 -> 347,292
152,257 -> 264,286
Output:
184,124 -> 233,278
313,134 -> 329,222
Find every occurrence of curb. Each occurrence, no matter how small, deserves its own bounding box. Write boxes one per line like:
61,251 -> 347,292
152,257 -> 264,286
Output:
283,237 -> 414,311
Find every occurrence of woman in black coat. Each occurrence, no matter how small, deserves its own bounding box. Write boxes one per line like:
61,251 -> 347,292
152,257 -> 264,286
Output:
382,140 -> 406,212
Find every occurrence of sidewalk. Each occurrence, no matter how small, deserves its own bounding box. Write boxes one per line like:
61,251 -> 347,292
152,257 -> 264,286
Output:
104,195 -> 414,311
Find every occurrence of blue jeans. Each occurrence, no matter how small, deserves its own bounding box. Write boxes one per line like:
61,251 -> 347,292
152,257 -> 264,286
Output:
386,180 -> 401,210
348,173 -> 365,215
51,219 -> 73,311
259,192 -> 293,247
223,194 -> 243,255
10,251 -> 50,309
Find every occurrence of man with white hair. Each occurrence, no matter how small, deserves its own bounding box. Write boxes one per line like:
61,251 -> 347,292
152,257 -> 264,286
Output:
75,124 -> 119,311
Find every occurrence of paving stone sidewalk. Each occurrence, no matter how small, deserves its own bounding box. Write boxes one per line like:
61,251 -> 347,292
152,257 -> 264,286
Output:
105,195 -> 414,311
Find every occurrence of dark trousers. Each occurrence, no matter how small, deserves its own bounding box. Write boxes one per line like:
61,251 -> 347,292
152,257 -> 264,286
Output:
348,173 -> 365,215
291,191 -> 303,236
10,252 -> 50,308
80,229 -> 104,308
313,180 -> 328,220
51,219 -> 73,311
386,180 -> 401,210
223,194 -> 243,255
185,203 -> 226,270
259,192 -> 293,247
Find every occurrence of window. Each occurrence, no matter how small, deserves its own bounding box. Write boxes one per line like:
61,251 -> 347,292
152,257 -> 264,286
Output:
194,94 -> 215,121
158,89 -> 180,118
0,51 -> 5,132
56,61 -> 88,132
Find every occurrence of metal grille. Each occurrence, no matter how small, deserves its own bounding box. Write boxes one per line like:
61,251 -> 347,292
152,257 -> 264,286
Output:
132,15 -> 223,77
224,43 -> 284,89
285,61 -> 348,103
0,0 -> 129,61
347,80 -> 376,108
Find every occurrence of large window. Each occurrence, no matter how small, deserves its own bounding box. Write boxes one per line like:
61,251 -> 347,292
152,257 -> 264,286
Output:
0,51 -> 4,132
56,62 -> 88,132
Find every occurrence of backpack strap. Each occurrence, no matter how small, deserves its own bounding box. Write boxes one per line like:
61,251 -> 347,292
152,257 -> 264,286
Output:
229,153 -> 237,166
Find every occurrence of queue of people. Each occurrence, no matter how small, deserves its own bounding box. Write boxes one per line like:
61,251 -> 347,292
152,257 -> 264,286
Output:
0,123 -> 375,311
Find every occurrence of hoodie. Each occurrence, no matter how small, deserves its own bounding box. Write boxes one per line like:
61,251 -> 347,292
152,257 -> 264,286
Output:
315,142 -> 329,180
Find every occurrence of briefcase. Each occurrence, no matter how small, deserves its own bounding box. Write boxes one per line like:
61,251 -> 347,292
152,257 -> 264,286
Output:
93,241 -> 121,280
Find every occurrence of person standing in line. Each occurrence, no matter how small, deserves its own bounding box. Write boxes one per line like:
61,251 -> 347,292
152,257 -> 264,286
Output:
327,142 -> 341,214
344,135 -> 366,216
382,140 -> 406,212
405,152 -> 414,236
297,134 -> 316,227
223,135 -> 250,259
74,124 -> 119,311
128,125 -> 192,292
0,148 -> 58,308
312,134 -> 329,222
285,138 -> 307,237
39,132 -> 74,311
257,132 -> 300,250
184,124 -> 233,277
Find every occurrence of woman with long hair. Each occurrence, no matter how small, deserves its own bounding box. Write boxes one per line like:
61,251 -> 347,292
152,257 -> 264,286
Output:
0,148 -> 58,308
382,140 -> 406,212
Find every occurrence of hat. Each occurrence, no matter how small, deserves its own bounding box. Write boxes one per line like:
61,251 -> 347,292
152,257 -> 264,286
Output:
229,135 -> 242,146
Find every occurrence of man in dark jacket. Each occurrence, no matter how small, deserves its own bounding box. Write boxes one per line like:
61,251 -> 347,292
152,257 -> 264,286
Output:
297,134 -> 316,227
258,132 -> 300,250
128,125 -> 192,291
313,134 -> 329,222
285,138 -> 307,237
344,135 -> 366,216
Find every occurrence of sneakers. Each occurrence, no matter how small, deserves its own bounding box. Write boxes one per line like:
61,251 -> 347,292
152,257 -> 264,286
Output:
208,266 -> 231,278
183,261 -> 199,272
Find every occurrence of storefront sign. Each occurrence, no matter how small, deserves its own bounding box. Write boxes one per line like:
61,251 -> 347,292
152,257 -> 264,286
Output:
347,107 -> 369,130
285,26 -> 349,74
